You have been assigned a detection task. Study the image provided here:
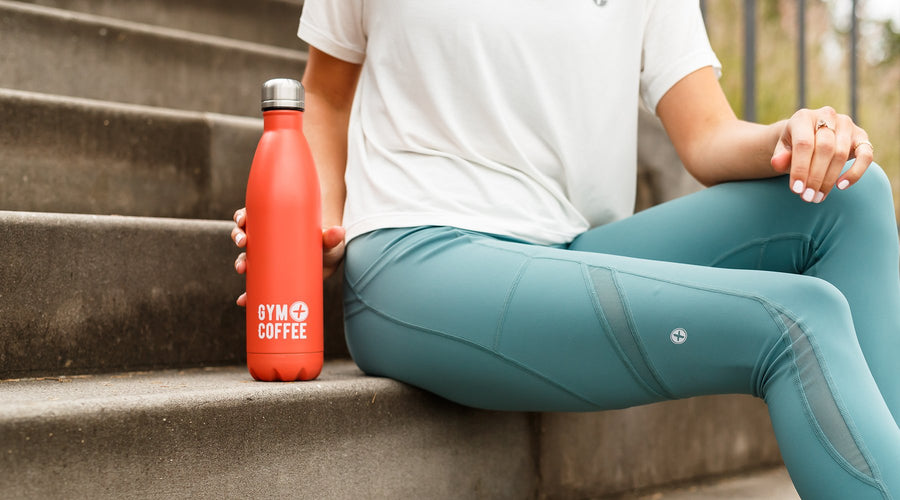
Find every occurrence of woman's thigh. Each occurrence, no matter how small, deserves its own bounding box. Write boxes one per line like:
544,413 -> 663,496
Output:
343,226 -> 832,411
569,168 -> 900,416
570,169 -> 897,278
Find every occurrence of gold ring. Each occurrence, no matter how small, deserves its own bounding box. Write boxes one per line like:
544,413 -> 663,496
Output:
854,140 -> 874,154
815,118 -> 835,133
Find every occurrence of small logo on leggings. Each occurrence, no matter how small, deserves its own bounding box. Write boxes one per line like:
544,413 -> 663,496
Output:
670,328 -> 687,345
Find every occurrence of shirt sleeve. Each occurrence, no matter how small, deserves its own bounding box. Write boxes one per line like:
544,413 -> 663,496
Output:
297,0 -> 367,64
640,0 -> 722,113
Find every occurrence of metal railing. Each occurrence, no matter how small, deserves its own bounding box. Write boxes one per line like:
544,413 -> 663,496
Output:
700,0 -> 861,123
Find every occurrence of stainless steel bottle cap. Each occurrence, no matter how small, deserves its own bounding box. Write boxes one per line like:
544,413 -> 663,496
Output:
261,78 -> 304,111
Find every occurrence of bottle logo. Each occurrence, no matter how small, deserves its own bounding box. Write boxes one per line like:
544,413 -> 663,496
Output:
289,301 -> 309,322
257,301 -> 309,340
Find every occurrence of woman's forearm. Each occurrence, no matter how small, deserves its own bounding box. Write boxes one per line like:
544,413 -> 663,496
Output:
658,66 -> 873,200
685,118 -> 787,186
657,67 -> 784,186
301,47 -> 362,229
304,95 -> 351,228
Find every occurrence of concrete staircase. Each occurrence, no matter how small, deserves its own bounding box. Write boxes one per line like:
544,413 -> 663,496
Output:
0,1 -> 796,497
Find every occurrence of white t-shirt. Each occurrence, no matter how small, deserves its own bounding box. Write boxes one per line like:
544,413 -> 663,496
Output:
298,0 -> 721,245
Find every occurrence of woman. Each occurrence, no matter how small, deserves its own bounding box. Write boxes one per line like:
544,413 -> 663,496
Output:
232,1 -> 900,497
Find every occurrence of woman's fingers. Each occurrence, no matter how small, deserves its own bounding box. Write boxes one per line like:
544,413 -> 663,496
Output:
231,225 -> 246,247
805,110 -> 852,202
234,222 -> 346,295
322,226 -> 346,279
804,117 -> 835,201
232,208 -> 247,246
323,226 -> 346,250
787,109 -> 817,198
770,147 -> 792,174
816,114 -> 854,201
801,107 -> 840,202
233,208 -> 246,228
784,106 -> 875,203
233,208 -> 248,307
838,134 -> 875,191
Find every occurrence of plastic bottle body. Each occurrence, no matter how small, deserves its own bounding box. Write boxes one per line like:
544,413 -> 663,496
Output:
245,109 -> 323,381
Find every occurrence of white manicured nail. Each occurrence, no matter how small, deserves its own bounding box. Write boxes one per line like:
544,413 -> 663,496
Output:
792,180 -> 805,194
802,188 -> 815,202
235,233 -> 245,246
837,179 -> 850,190
813,191 -> 825,203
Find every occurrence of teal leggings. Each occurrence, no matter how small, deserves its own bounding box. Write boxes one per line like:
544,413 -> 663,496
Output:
343,165 -> 900,499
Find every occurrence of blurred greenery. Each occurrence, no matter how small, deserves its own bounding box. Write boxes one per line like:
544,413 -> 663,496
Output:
704,0 -> 900,221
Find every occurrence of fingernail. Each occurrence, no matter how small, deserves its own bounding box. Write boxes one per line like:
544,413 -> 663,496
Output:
792,180 -> 805,194
802,188 -> 815,202
813,191 -> 825,203
235,233 -> 245,246
837,179 -> 850,190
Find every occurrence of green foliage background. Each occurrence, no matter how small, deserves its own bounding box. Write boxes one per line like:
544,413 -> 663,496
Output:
705,0 -> 899,221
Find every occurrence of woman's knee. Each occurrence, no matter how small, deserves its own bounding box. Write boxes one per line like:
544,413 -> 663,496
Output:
750,276 -> 861,403
833,161 -> 893,212
768,276 -> 858,349
826,162 -> 899,257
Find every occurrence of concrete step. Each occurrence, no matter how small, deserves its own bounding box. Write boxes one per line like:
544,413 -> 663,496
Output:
0,89 -> 257,219
0,210 -> 347,379
538,396 -> 783,499
632,467 -> 799,500
0,0 -> 306,117
0,361 -> 783,499
16,0 -> 306,49
0,361 -> 536,499
0,89 -> 694,222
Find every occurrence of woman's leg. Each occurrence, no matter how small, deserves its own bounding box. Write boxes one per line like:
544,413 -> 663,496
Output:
343,225 -> 899,498
571,163 -> 900,419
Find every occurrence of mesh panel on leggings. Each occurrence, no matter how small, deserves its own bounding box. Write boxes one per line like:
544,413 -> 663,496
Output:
589,267 -> 671,398
781,313 -> 873,479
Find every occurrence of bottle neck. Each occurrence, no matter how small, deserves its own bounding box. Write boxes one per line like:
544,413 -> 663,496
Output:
262,109 -> 303,131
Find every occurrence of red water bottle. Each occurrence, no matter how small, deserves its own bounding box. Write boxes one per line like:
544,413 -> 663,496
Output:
244,78 -> 323,381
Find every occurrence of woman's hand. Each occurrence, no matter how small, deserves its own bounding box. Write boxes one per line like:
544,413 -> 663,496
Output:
657,67 -> 876,192
770,106 -> 875,203
231,207 -> 347,307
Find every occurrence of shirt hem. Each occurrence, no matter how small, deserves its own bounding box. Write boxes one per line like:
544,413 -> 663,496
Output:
344,214 -> 587,246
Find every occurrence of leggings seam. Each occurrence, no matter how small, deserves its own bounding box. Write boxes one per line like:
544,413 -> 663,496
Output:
470,238 -> 785,311
345,279 -> 604,410
347,227 -> 439,291
708,233 -> 812,268
756,240 -> 768,269
613,268 -> 780,304
492,257 -> 531,352
609,268 -> 677,398
802,332 -> 889,496
579,264 -> 669,399
761,303 -> 887,495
